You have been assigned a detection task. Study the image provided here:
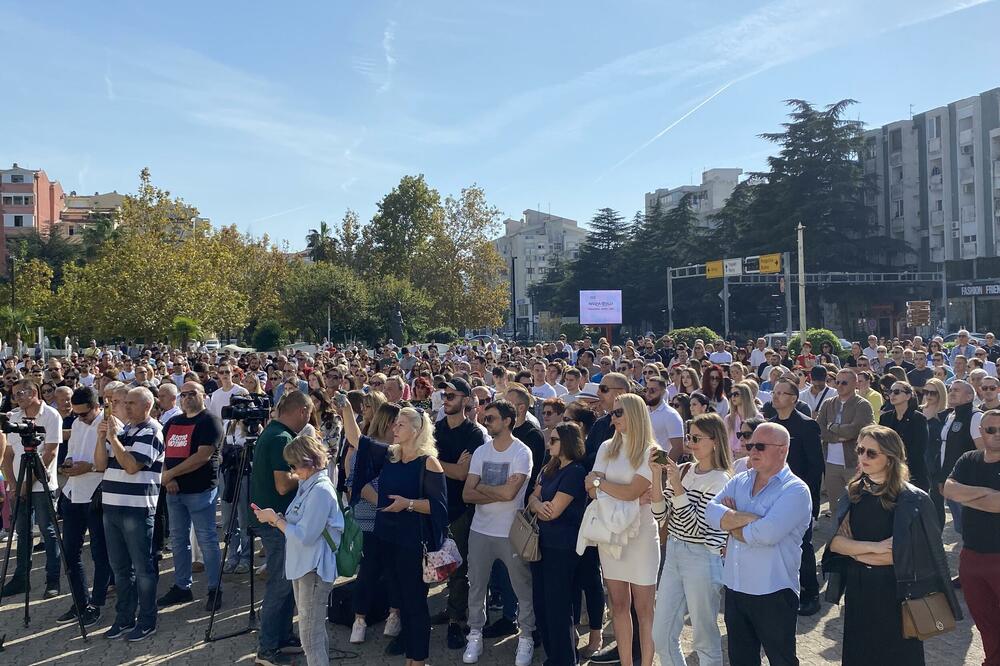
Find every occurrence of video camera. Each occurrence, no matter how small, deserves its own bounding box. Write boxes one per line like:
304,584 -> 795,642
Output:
0,413 -> 46,450
220,394 -> 271,423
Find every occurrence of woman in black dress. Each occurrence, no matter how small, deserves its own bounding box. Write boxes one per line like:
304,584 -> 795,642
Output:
828,425 -> 960,666
879,380 -> 930,491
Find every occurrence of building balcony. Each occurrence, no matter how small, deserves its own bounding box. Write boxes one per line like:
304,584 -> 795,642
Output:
928,137 -> 942,154
930,210 -> 945,227
930,247 -> 945,263
890,218 -> 906,234
929,173 -> 943,189
890,183 -> 904,199
962,242 -> 978,259
961,167 -> 976,184
959,128 -> 974,145
961,205 -> 977,224
889,151 -> 903,167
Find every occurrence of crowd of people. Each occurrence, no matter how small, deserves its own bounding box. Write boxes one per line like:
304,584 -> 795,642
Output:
0,329 -> 997,666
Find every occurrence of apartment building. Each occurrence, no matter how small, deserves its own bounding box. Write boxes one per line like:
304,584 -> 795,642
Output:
59,191 -> 126,242
643,168 -> 743,227
493,209 -> 587,337
0,163 -> 65,273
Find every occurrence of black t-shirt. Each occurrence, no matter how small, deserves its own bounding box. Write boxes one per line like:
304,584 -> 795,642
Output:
949,450 -> 1000,553
907,367 -> 934,388
538,462 -> 587,549
433,417 -> 486,521
512,420 -> 546,492
163,410 -> 224,494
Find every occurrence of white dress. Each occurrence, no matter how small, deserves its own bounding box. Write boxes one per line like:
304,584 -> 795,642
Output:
592,440 -> 660,585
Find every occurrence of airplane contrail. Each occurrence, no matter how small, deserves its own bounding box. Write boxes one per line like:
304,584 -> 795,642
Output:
248,204 -> 311,224
596,79 -> 737,182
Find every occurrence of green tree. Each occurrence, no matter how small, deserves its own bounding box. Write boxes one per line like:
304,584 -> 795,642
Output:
333,209 -> 362,270
169,316 -> 202,350
80,212 -> 118,260
360,174 -> 444,276
13,231 -> 81,287
281,261 -> 370,342
252,319 -> 288,351
305,220 -> 338,262
0,305 -> 33,345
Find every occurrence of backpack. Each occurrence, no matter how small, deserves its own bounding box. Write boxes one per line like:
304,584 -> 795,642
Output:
334,501 -> 364,578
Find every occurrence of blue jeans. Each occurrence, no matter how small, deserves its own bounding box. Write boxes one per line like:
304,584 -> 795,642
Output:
220,476 -> 252,567
653,538 -> 724,666
12,491 -> 60,587
258,523 -> 295,651
946,498 -> 964,536
167,487 -> 222,590
62,500 -> 112,607
103,505 -> 158,629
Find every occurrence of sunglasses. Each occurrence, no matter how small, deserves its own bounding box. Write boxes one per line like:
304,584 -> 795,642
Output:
729,392 -> 740,399
745,441 -> 781,452
889,388 -> 911,395
609,407 -> 625,418
370,381 -> 384,388
736,431 -> 754,440
179,391 -> 199,398
855,445 -> 881,460
983,426 -> 1000,435
834,380 -> 852,386
443,392 -> 460,401
686,433 -> 712,443
599,385 -> 618,393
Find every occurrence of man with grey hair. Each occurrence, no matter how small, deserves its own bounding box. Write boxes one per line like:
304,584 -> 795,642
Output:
932,380 -> 983,548
706,422 -> 812,666
95,386 -> 165,642
157,382 -> 181,424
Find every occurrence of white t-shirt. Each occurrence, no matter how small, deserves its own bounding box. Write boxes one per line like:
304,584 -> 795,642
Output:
208,384 -> 249,420
8,403 -> 64,492
552,383 -> 568,397
749,348 -> 768,369
709,350 -> 733,364
593,439 -> 654,488
62,413 -> 105,503
826,399 -> 849,466
648,400 -> 685,449
79,374 -> 95,388
469,437 -> 533,538
531,382 -> 557,401
800,386 -> 833,416
158,406 -> 182,425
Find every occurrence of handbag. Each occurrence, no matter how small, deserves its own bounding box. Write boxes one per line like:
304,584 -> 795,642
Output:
416,456 -> 463,584
901,593 -> 955,640
508,508 -> 540,562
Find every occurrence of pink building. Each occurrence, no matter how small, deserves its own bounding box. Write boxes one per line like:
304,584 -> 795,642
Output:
0,163 -> 64,273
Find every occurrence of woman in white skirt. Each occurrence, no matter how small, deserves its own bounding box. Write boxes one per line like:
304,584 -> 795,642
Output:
585,393 -> 659,666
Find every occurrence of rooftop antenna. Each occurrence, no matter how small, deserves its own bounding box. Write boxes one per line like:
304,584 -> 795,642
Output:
909,104 -> 914,120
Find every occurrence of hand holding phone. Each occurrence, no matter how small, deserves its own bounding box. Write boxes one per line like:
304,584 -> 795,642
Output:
652,449 -> 671,466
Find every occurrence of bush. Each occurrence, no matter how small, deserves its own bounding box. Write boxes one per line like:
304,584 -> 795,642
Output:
666,326 -> 722,349
252,319 -> 287,351
788,328 -> 842,358
560,323 -> 586,341
424,326 -> 459,344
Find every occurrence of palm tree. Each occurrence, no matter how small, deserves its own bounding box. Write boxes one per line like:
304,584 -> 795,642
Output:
0,305 -> 33,349
305,221 -> 338,262
81,214 -> 117,260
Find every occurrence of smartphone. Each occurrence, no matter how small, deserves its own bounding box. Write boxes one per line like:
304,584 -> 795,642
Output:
652,449 -> 671,465
103,405 -> 112,420
334,391 -> 348,409
250,503 -> 262,512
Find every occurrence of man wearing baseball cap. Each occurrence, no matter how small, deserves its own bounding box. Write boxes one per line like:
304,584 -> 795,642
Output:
430,376 -> 487,649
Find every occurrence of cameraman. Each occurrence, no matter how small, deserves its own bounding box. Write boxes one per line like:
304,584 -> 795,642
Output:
57,387 -> 110,626
156,382 -> 225,611
250,389 -> 312,665
0,378 -> 64,598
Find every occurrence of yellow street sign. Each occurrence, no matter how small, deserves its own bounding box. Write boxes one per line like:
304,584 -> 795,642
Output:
706,260 -> 723,279
759,253 -> 781,274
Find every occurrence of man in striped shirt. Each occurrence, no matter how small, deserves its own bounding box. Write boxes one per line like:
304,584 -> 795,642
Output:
95,386 -> 164,643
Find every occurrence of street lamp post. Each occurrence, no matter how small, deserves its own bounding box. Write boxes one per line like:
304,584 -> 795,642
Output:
797,223 -> 807,334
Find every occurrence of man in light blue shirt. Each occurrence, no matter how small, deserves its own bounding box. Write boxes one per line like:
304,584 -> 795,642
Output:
706,422 -> 811,666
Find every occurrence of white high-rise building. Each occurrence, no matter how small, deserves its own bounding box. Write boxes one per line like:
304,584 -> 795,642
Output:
643,168 -> 743,228
493,209 -> 586,337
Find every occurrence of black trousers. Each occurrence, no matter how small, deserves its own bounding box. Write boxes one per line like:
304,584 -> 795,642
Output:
928,484 -> 946,533
799,524 -> 819,600
724,587 -> 799,666
383,536 -> 430,661
352,530 -> 398,617
571,545 -> 605,630
531,546 -> 579,666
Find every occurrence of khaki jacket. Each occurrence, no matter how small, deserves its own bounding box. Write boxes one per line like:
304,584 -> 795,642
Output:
815,393 -> 874,469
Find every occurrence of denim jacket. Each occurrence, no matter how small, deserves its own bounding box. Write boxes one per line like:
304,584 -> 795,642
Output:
283,471 -> 344,583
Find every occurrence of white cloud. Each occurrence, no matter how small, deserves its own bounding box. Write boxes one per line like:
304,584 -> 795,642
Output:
379,20 -> 397,94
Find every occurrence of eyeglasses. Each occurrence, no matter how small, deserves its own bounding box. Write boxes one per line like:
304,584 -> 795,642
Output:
179,391 -> 199,398
14,389 -> 35,397
443,392 -> 460,401
729,392 -> 740,399
736,431 -> 753,440
609,407 -> 625,418
983,426 -> 1000,435
982,385 -> 1000,391
370,381 -> 384,388
889,388 -> 911,395
834,380 -> 852,386
598,385 -> 616,393
686,433 -> 712,443
745,441 -> 784,452
542,410 -> 555,417
855,445 -> 882,460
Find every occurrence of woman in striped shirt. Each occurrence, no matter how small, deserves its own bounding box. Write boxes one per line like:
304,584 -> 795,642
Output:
650,413 -> 732,666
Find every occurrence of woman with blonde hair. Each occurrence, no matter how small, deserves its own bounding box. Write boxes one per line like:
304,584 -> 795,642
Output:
651,413 -> 732,666
825,425 -> 960,666
584,393 -> 659,666
725,382 -> 759,459
347,406 -> 448,666
360,391 -> 387,436
253,434 -> 344,666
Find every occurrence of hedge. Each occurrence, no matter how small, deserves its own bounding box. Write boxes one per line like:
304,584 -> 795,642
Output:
424,327 -> 459,344
788,328 -> 842,358
665,326 -> 722,349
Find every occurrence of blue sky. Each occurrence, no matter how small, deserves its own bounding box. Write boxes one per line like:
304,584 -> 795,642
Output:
3,1 -> 998,249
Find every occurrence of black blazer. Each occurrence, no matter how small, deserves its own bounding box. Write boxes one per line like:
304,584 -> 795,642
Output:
879,407 -> 929,491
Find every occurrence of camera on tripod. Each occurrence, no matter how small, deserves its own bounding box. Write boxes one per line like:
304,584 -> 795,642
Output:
0,414 -> 46,451
220,394 -> 271,423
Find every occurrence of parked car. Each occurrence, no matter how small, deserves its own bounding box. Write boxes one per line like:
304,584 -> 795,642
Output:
203,338 -> 221,351
942,331 -> 988,343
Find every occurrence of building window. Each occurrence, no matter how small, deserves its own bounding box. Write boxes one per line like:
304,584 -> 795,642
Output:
889,129 -> 903,153
928,115 -> 941,139
935,200 -> 943,211
13,215 -> 23,227
1,196 -> 10,205
893,200 -> 904,218
68,226 -> 75,236
10,174 -> 24,184
525,268 -> 534,274
963,235 -> 977,243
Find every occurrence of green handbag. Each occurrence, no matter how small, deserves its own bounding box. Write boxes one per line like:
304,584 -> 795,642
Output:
329,498 -> 364,578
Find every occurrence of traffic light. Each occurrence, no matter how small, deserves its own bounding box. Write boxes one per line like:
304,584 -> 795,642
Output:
906,301 -> 931,327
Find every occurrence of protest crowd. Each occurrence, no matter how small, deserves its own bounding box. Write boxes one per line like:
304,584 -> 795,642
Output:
0,330 -> 998,666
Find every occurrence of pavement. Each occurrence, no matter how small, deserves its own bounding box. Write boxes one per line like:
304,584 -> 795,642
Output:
0,500 -> 985,665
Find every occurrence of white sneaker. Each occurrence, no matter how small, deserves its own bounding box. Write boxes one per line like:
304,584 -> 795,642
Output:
383,612 -> 401,637
463,631 -> 484,664
349,618 -> 366,644
514,635 -> 534,666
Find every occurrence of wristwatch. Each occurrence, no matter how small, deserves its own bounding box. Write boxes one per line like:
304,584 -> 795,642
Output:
592,478 -> 601,489
406,499 -> 415,512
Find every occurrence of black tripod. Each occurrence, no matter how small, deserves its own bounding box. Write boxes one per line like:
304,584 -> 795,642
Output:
0,434 -> 89,649
205,421 -> 261,642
